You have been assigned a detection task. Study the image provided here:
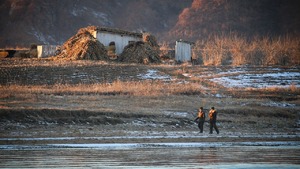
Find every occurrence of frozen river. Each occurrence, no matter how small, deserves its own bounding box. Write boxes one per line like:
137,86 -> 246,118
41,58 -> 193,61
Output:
1,142 -> 299,169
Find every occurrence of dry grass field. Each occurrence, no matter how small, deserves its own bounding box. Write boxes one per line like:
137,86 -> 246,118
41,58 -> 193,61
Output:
0,58 -> 299,144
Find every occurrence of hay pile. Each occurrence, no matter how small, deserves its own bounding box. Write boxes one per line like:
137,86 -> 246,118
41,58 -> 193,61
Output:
119,41 -> 160,64
54,26 -> 108,61
143,33 -> 159,49
118,33 -> 160,64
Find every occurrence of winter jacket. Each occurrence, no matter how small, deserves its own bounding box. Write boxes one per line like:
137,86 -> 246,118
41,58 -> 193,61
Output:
195,110 -> 205,122
209,109 -> 217,122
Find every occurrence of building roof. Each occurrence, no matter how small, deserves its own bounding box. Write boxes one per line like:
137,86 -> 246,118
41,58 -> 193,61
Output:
176,39 -> 194,45
96,27 -> 143,38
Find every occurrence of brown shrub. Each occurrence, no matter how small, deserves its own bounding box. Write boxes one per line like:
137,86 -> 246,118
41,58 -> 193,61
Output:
193,35 -> 300,66
14,50 -> 30,58
0,51 -> 8,58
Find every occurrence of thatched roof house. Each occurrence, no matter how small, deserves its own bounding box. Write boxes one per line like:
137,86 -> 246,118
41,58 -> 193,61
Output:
92,27 -> 143,55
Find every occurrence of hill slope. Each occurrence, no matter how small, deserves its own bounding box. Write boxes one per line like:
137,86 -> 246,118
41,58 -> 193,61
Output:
167,0 -> 300,42
0,0 -> 299,48
0,0 -> 192,47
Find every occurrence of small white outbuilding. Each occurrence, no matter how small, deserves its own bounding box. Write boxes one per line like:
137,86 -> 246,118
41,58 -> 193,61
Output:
37,45 -> 59,58
175,40 -> 193,62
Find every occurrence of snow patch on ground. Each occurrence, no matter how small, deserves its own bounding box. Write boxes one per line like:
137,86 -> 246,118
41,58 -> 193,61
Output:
163,111 -> 191,118
211,68 -> 300,88
137,69 -> 172,81
1,141 -> 299,150
139,67 -> 300,89
0,134 -> 298,142
182,73 -> 193,78
261,101 -> 296,108
91,11 -> 113,26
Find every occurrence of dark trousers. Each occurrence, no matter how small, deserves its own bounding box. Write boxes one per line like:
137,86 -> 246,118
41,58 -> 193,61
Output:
198,121 -> 204,133
209,121 -> 219,134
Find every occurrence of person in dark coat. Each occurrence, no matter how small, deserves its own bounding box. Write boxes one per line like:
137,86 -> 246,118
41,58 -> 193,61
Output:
208,107 -> 219,134
194,107 -> 205,133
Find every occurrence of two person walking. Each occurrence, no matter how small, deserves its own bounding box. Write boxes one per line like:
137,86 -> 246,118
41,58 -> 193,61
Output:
194,107 -> 219,134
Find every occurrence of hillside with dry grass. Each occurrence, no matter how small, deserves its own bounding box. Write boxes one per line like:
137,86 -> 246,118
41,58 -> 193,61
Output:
0,0 -> 192,47
167,0 -> 300,42
1,0 -> 300,48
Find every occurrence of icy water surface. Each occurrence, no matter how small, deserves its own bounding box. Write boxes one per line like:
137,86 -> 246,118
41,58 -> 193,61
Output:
0,142 -> 299,169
